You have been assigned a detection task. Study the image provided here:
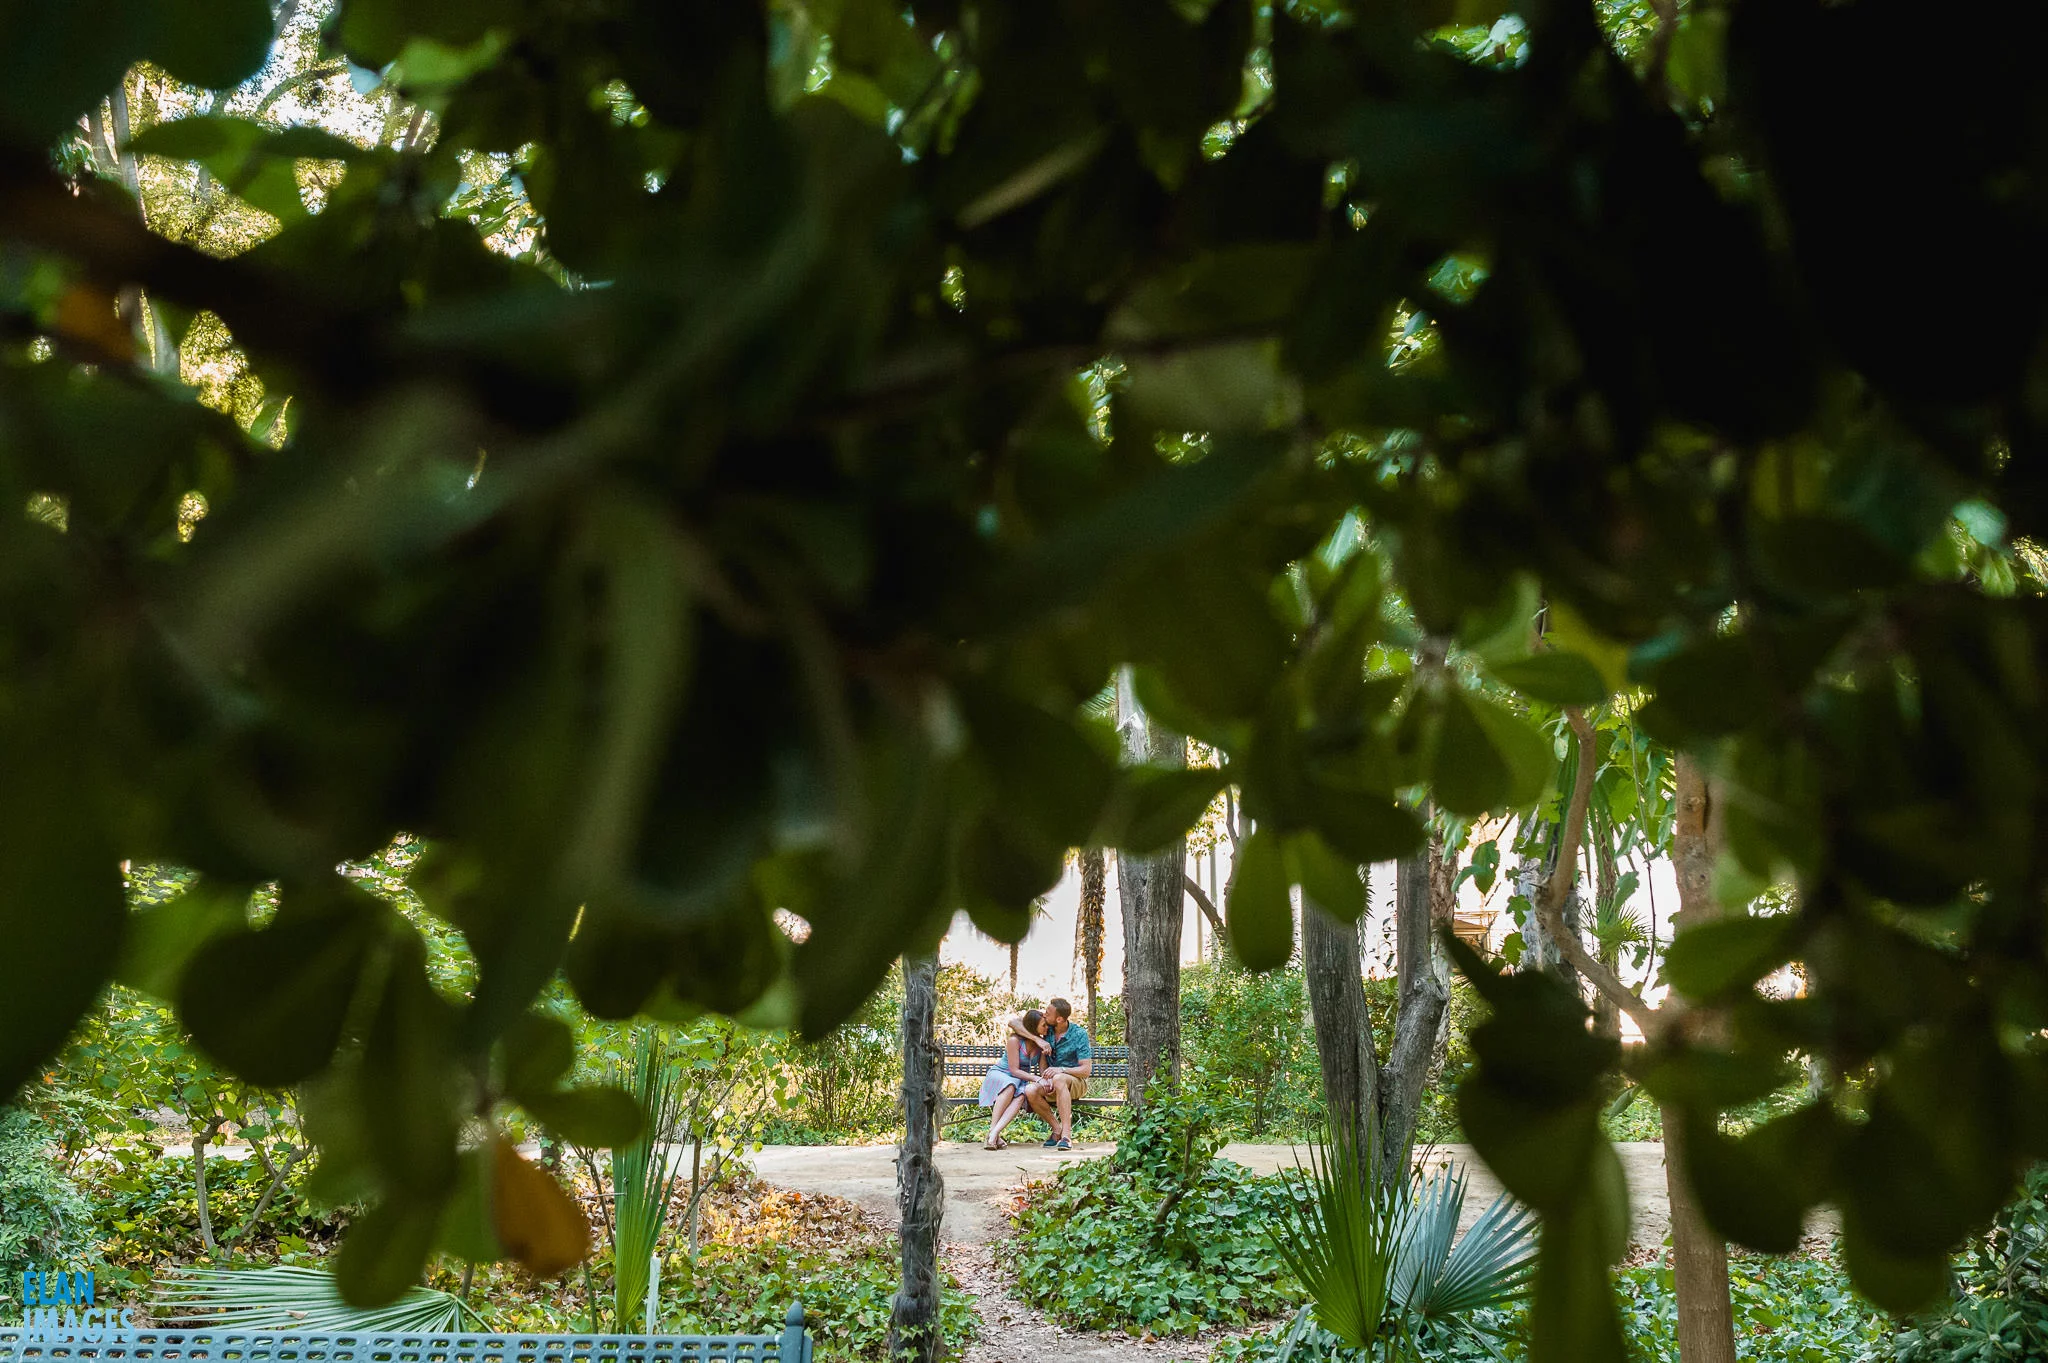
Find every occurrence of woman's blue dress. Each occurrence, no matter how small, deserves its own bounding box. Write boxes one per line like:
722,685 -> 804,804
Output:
977,1037 -> 1039,1107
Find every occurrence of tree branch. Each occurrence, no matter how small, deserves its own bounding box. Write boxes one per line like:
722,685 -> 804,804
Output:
1537,708 -> 1662,1034
1183,874 -> 1225,942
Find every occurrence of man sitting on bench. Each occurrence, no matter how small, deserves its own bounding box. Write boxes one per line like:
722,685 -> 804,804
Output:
1024,997 -> 1092,1151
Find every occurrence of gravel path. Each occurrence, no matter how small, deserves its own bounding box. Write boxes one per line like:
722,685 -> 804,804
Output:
746,1140 -> 1680,1363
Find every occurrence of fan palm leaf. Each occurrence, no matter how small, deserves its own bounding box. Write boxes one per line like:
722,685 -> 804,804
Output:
1272,1132 -> 1537,1360
1268,1123 -> 1400,1350
152,1265 -> 484,1335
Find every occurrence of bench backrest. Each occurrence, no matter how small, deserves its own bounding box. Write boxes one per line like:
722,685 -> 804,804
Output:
940,1042 -> 1131,1083
0,1310 -> 812,1363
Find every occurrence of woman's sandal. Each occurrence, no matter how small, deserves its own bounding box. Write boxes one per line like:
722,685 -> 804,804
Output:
983,1139 -> 1003,1150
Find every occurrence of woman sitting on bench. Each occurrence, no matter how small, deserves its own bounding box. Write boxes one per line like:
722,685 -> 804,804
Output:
980,1009 -> 1050,1150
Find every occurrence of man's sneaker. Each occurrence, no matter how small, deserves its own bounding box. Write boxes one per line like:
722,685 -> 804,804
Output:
1042,1136 -> 1059,1148
1056,1138 -> 1072,1151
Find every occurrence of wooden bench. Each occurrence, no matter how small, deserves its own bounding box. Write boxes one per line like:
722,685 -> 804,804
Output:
0,1306 -> 814,1362
938,1043 -> 1132,1124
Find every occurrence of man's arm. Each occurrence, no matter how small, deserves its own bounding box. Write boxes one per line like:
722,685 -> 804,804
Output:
1003,1013 -> 1051,1052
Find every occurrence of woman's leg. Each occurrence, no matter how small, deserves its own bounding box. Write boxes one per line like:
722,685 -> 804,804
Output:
990,1088 -> 1028,1143
985,1085 -> 1017,1146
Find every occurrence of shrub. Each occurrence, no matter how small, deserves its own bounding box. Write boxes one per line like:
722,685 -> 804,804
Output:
1224,1253 -> 1895,1363
658,1178 -> 981,1363
1180,963 -> 1323,1139
1001,1093 -> 1307,1334
1889,1163 -> 2048,1362
773,963 -> 1009,1142
83,1143 -> 343,1292
0,1106 -> 93,1289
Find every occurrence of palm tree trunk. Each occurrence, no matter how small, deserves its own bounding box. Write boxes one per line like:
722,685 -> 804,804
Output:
1591,811 -> 1622,1043
889,954 -> 945,1363
1078,849 -> 1106,1031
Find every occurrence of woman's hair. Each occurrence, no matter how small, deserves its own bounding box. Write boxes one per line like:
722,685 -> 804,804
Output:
1021,1009 -> 1044,1035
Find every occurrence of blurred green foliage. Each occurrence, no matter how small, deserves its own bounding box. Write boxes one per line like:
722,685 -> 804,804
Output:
3,0 -> 2048,1347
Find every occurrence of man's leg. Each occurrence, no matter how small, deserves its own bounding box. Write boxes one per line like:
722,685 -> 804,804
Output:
1054,1074 -> 1074,1140
1026,1082 -> 1055,1130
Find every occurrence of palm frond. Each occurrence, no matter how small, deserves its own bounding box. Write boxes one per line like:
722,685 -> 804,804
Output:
1388,1164 -> 1460,1313
1267,1126 -> 1399,1351
152,1266 -> 483,1335
1413,1177 -> 1536,1317
611,1028 -> 688,1329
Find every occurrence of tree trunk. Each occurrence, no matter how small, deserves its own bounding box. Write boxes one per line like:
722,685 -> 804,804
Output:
1078,849 -> 1106,1033
889,954 -> 945,1363
1591,813 -> 1622,1043
1427,828 -> 1457,1066
192,1118 -> 224,1254
1382,841 -> 1449,1177
1663,1104 -> 1736,1363
1117,673 -> 1184,1111
1665,755 -> 1737,1363
1303,902 -> 1379,1164
1528,722 -> 1737,1363
1303,841 -> 1448,1187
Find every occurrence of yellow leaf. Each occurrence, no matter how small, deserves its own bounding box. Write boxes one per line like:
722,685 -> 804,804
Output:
51,285 -> 134,362
491,1139 -> 590,1278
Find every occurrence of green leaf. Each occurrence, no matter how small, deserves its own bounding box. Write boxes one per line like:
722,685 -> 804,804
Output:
436,1145 -> 505,1264
1661,913 -> 1798,1001
1839,1229 -> 1948,1317
963,689 -> 1117,850
1430,692 -> 1511,816
0,0 -> 147,144
498,1012 -> 576,1104
1307,787 -> 1426,864
130,117 -> 365,221
1630,1046 -> 1792,1111
151,0 -> 274,89
1227,829 -> 1293,971
177,894 -> 375,1087
336,1194 -> 443,1309
116,882 -> 247,1000
0,742 -> 125,1100
1112,765 -> 1229,854
524,1085 -> 645,1148
1287,830 -> 1363,922
360,940 -> 461,1197
1681,1113 -> 1808,1254
1468,698 -> 1553,810
1528,1144 -> 1630,1363
1487,652 -> 1608,707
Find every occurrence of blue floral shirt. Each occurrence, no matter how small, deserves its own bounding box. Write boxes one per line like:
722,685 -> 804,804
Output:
1047,1022 -> 1092,1071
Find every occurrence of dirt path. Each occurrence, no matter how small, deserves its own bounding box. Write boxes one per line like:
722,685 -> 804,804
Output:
746,1140 -> 1678,1363
746,1140 -> 1679,1248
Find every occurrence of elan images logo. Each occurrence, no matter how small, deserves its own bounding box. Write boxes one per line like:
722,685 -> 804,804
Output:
17,1269 -> 137,1339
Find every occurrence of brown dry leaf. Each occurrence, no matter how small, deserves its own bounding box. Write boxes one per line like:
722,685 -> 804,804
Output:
492,1139 -> 590,1278
51,285 -> 134,362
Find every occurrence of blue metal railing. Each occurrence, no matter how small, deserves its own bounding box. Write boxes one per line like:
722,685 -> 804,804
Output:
0,1303 -> 812,1363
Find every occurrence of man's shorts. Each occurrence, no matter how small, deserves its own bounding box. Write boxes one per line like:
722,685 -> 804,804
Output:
1051,1073 -> 1088,1100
